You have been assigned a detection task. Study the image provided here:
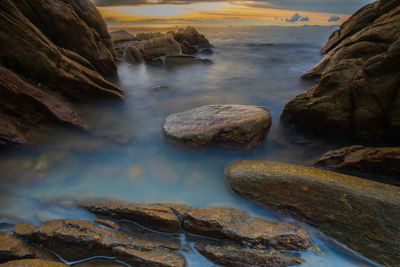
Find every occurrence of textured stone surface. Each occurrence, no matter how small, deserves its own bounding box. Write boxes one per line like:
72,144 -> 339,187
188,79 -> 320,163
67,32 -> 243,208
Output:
141,34 -> 182,61
281,0 -> 400,139
195,243 -> 303,267
110,30 -> 137,43
163,105 -> 272,148
172,26 -> 212,54
16,219 -> 184,267
0,259 -> 67,267
315,145 -> 400,177
79,199 -> 189,233
225,160 -> 400,265
184,207 -> 310,250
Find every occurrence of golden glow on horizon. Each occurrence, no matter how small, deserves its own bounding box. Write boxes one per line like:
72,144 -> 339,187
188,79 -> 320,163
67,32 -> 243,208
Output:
98,2 -> 349,27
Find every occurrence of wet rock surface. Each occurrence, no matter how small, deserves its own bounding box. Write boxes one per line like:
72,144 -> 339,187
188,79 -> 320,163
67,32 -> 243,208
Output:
225,160 -> 400,265
315,145 -> 400,178
281,0 -> 400,139
163,105 -> 272,148
195,243 -> 303,267
184,207 -> 310,250
0,0 -> 122,147
0,259 -> 67,267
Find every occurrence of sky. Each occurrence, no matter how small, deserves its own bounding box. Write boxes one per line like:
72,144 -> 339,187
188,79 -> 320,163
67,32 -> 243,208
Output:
93,0 -> 373,28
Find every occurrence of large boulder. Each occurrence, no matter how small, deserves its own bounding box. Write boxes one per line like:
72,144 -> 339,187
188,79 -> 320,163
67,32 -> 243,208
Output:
15,219 -> 185,267
163,105 -> 272,148
225,160 -> 400,266
0,0 -> 122,147
315,145 -> 400,178
141,34 -> 182,61
172,26 -> 212,54
281,0 -> 400,139
183,207 -> 310,251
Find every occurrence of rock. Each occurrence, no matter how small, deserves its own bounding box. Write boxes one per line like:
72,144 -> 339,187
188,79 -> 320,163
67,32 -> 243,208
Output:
16,219 -> 185,267
281,0 -> 400,139
225,160 -> 400,266
141,34 -> 182,61
78,199 -> 189,233
0,0 -> 123,147
111,30 -> 137,43
183,207 -> 310,250
0,216 -> 25,229
315,145 -> 400,178
164,55 -> 212,67
72,258 -> 126,267
172,26 -> 212,54
195,243 -> 303,267
0,232 -> 54,263
136,32 -> 163,41
125,45 -> 144,64
163,105 -> 272,148
0,259 -> 67,267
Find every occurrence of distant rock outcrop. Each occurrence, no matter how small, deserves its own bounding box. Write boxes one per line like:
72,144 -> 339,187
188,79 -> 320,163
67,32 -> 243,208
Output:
0,0 -> 122,147
281,0 -> 400,139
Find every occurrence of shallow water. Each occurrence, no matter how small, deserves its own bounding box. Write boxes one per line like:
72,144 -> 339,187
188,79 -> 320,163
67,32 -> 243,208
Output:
0,26 -> 380,266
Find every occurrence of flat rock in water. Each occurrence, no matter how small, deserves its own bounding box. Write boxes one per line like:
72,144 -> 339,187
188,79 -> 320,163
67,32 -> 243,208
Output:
0,259 -> 67,267
79,199 -> 190,233
15,219 -> 184,267
315,145 -> 400,178
195,243 -> 303,267
183,207 -> 310,250
163,105 -> 272,148
225,160 -> 400,266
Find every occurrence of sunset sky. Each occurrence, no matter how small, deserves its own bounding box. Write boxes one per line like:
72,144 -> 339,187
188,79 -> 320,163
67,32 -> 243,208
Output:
93,0 -> 373,28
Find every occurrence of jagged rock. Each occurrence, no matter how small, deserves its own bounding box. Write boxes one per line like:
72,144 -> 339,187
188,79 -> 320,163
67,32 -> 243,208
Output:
281,0 -> 400,139
0,233 -> 54,263
79,199 -> 190,233
0,259 -> 67,267
172,26 -> 212,54
111,30 -> 137,43
183,207 -> 310,250
315,145 -> 400,177
141,34 -> 182,61
195,243 -> 303,267
0,0 -> 123,147
225,160 -> 400,266
163,105 -> 271,148
16,219 -> 185,267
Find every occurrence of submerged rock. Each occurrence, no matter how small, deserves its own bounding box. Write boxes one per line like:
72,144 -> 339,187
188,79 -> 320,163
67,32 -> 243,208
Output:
16,219 -> 185,267
281,0 -> 400,139
79,199 -> 190,233
315,145 -> 400,178
184,207 -> 310,250
163,105 -> 272,148
225,160 -> 400,265
195,243 -> 303,267
0,259 -> 67,267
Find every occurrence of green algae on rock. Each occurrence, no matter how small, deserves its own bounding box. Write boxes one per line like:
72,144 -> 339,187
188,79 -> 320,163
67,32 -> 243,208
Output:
225,160 -> 400,266
163,105 -> 272,149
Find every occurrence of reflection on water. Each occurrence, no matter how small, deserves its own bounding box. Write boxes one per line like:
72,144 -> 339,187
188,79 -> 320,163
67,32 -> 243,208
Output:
0,26 -> 379,266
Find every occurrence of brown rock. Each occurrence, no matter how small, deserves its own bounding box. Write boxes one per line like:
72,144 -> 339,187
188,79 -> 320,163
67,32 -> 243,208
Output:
163,105 -> 272,149
79,199 -> 187,233
195,243 -> 303,267
225,160 -> 400,266
282,0 -> 400,139
125,45 -> 144,64
141,34 -> 182,61
172,26 -> 212,54
183,207 -> 310,250
315,145 -> 400,178
0,259 -> 67,267
17,219 -> 184,267
94,218 -> 120,229
111,30 -> 137,43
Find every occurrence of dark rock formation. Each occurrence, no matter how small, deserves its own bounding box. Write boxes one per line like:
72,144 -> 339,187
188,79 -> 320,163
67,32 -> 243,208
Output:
153,55 -> 212,67
225,160 -> 400,266
0,0 -> 122,147
315,145 -> 400,178
163,105 -> 272,148
171,26 -> 212,54
281,0 -> 400,139
195,243 -> 303,267
184,207 -> 310,251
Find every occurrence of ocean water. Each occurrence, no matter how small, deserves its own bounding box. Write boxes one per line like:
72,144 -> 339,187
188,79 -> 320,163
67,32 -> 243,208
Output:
0,26 -> 380,266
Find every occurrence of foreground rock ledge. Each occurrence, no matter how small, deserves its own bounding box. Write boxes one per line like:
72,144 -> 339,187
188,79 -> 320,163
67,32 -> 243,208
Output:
163,105 -> 272,148
225,160 -> 400,266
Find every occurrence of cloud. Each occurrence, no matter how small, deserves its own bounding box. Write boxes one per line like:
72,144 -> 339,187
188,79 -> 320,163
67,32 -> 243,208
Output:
285,13 -> 309,23
328,16 -> 340,22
